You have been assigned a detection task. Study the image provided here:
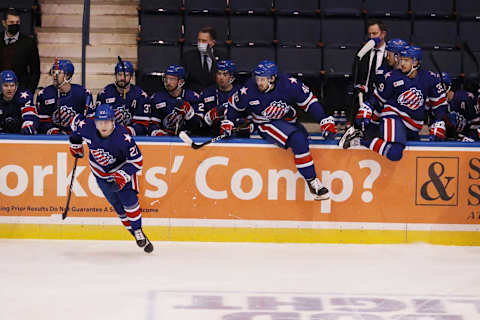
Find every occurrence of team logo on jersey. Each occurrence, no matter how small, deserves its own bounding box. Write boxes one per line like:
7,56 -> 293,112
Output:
52,105 -> 77,128
397,87 -> 424,110
114,105 -> 132,126
91,148 -> 115,166
263,101 -> 290,119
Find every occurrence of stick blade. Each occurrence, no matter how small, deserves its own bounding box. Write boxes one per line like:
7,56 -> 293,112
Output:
179,131 -> 193,146
62,209 -> 68,220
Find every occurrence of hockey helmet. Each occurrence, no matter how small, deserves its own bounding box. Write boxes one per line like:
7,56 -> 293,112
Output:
115,60 -> 134,74
399,46 -> 422,63
165,64 -> 185,79
95,104 -> 115,121
0,70 -> 17,84
254,60 -> 277,78
52,59 -> 75,78
386,38 -> 408,54
217,60 -> 236,74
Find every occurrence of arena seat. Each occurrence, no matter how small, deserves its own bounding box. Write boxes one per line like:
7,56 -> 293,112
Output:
321,0 -> 363,17
140,12 -> 182,43
183,14 -> 228,45
230,16 -> 274,45
229,0 -> 273,14
276,16 -> 321,47
364,0 -> 409,18
274,0 -> 319,15
230,45 -> 275,73
321,18 -> 364,47
184,0 -> 227,14
411,0 -> 454,18
456,0 -> 480,20
459,20 -> 480,51
277,46 -> 323,76
412,19 -> 458,49
422,49 -> 461,76
139,0 -> 181,13
323,46 -> 357,76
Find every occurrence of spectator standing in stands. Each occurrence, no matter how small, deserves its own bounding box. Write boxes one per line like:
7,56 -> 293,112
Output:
0,8 -> 40,93
182,26 -> 228,93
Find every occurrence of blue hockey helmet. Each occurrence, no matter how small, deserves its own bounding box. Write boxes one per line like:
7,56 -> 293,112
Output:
386,38 -> 408,54
254,60 -> 278,78
438,72 -> 452,87
165,64 -> 185,79
95,104 -> 115,121
400,46 -> 422,63
217,60 -> 236,74
0,70 -> 17,85
52,59 -> 75,78
115,60 -> 134,74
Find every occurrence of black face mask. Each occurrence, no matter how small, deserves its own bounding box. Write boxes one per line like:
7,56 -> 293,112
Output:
7,24 -> 20,35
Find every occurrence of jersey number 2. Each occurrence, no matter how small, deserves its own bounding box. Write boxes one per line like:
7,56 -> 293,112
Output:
129,146 -> 138,157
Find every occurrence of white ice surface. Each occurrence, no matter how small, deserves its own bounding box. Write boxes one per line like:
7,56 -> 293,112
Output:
1,240 -> 479,320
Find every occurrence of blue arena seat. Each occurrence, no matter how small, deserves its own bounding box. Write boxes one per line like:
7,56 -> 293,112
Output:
456,0 -> 480,19
411,0 -> 454,18
322,18 -> 365,47
412,20 -> 458,49
277,47 -> 323,76
321,0 -> 363,17
183,15 -> 228,45
323,46 -> 357,76
277,16 -> 321,46
459,20 -> 480,51
422,49 -> 461,77
230,16 -> 274,45
140,0 -> 181,13
275,0 -> 319,15
230,45 -> 276,73
364,0 -> 409,18
140,12 -> 182,43
184,0 -> 227,14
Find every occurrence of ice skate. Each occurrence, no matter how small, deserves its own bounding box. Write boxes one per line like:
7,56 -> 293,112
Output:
307,178 -> 330,201
338,126 -> 363,149
134,229 -> 154,253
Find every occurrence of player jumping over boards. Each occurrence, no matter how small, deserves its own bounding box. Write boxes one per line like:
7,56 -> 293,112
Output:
221,60 -> 338,200
69,104 -> 153,253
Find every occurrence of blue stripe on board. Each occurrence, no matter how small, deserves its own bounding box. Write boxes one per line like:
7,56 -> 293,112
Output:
1,134 -> 479,148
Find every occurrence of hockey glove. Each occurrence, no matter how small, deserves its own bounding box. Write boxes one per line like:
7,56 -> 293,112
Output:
204,107 -> 220,126
21,121 -> 35,135
355,104 -> 373,131
354,84 -> 368,94
220,119 -> 234,137
174,100 -> 194,120
109,170 -> 131,191
69,135 -> 84,159
319,116 -> 337,139
429,120 -> 446,141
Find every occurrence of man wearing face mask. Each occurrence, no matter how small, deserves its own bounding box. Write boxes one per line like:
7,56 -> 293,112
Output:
0,8 -> 40,93
181,26 -> 228,93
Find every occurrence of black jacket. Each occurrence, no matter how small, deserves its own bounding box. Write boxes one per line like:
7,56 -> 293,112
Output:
0,32 -> 40,92
182,46 -> 228,93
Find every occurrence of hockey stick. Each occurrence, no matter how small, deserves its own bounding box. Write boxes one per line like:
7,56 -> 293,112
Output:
62,157 -> 79,220
179,130 -> 231,149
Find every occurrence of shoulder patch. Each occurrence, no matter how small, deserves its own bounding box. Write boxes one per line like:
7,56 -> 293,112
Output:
204,96 -> 215,103
106,98 -> 116,104
45,98 -> 55,105
393,80 -> 404,87
249,100 -> 260,106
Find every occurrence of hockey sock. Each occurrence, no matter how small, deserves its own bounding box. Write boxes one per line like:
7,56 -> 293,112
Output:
124,202 -> 142,230
361,137 -> 404,161
119,214 -> 134,235
288,131 -> 316,181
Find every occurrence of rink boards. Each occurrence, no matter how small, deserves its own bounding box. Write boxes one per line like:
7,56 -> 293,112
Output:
1,135 -> 480,245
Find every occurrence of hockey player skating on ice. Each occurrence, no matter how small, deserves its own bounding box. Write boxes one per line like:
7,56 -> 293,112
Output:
149,64 -> 203,136
92,60 -> 151,136
69,104 -> 153,253
340,46 -> 448,161
0,70 -> 38,134
37,59 -> 93,134
222,60 -> 337,200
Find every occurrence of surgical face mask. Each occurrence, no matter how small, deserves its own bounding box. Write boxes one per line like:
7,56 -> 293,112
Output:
197,43 -> 208,53
7,24 -> 20,35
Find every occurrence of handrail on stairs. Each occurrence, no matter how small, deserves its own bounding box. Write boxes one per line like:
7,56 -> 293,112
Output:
81,0 -> 91,87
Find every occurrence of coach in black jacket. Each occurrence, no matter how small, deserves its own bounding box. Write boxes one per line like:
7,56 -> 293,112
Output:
182,26 -> 228,93
0,9 -> 40,93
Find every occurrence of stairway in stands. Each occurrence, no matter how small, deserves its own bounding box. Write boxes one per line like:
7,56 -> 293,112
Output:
37,0 -> 138,97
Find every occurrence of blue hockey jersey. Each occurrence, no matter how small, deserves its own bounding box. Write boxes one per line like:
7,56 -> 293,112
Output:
70,114 -> 143,181
369,69 -> 448,131
37,84 -> 93,134
0,88 -> 37,133
199,84 -> 241,118
150,88 -> 202,134
92,83 -> 151,135
226,74 -> 327,125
